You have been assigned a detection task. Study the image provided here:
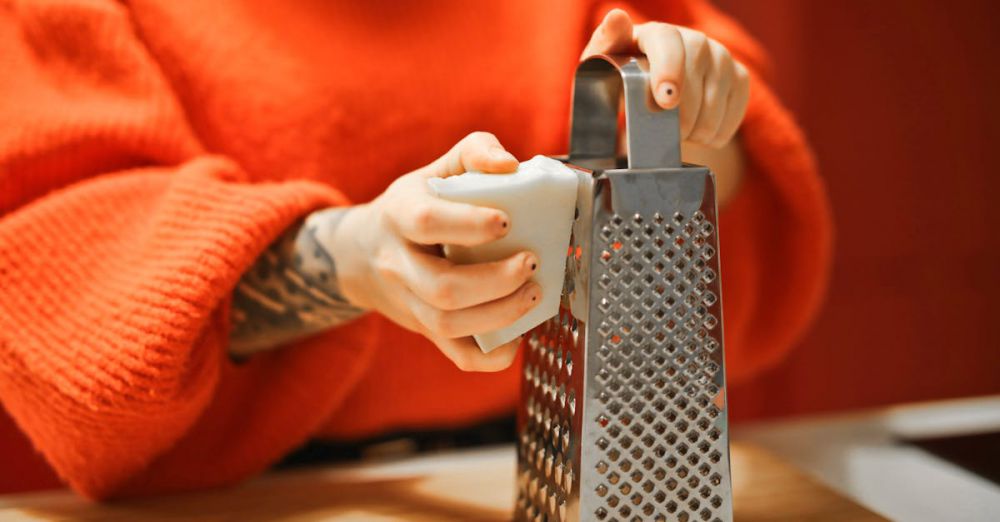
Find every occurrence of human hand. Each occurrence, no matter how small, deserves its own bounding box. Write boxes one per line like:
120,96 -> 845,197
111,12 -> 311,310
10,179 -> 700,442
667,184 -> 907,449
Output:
582,8 -> 750,148
329,132 -> 540,371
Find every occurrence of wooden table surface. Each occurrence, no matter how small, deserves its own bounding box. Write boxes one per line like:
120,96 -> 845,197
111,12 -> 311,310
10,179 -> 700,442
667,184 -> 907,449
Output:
0,442 -> 885,521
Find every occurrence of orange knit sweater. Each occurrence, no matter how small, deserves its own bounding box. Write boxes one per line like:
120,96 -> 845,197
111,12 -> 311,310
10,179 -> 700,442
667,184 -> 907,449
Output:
0,0 -> 831,498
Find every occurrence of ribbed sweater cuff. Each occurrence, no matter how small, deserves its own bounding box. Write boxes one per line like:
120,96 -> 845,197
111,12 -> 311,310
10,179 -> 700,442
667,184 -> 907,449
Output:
0,155 -> 348,497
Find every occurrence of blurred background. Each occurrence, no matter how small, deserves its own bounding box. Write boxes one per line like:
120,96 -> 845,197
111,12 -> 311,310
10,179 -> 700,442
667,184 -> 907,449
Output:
713,0 -> 1000,420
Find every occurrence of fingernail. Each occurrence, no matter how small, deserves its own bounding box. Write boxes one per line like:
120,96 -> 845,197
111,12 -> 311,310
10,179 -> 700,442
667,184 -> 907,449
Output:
524,283 -> 541,303
490,146 -> 517,163
494,213 -> 510,235
524,253 -> 538,272
657,82 -> 679,107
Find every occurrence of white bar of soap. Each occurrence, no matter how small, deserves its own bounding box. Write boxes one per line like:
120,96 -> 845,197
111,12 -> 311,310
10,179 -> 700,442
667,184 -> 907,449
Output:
427,155 -> 579,352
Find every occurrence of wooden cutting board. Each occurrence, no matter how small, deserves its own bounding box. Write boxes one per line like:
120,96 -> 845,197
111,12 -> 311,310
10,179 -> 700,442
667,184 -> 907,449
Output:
0,442 -> 886,521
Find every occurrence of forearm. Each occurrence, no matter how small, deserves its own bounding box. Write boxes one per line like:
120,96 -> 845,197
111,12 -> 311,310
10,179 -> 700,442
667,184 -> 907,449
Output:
229,207 -> 367,357
682,135 -> 746,208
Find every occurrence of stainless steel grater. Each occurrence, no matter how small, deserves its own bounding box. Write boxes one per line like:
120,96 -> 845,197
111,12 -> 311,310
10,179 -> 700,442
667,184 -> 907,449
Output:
515,55 -> 733,522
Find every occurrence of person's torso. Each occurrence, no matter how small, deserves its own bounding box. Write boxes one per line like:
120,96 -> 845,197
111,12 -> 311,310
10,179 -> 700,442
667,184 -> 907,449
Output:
125,0 -> 683,438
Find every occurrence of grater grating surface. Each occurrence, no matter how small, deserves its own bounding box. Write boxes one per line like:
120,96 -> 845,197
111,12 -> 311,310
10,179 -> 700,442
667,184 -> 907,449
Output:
582,205 -> 730,522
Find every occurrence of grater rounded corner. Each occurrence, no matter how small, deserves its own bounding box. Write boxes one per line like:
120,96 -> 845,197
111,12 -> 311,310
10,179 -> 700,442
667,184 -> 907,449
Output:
515,55 -> 733,522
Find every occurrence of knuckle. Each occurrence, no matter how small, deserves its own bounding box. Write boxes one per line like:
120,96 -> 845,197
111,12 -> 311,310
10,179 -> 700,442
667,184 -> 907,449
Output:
427,309 -> 456,338
736,65 -> 751,87
373,250 -> 397,279
651,22 -> 675,37
466,131 -> 496,144
449,350 -> 477,372
410,203 -> 436,232
429,278 -> 459,309
494,352 -> 518,371
688,32 -> 710,60
712,40 -> 732,62
454,357 -> 477,372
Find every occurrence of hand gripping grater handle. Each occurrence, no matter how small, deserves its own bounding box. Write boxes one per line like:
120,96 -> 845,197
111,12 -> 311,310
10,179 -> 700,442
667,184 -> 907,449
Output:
515,55 -> 733,522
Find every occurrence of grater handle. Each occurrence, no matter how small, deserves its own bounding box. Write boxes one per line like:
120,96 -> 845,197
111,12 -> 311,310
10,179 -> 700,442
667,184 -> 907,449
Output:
569,55 -> 682,170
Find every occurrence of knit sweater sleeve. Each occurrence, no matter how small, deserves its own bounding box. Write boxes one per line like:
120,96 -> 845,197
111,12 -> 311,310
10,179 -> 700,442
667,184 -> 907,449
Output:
614,0 -> 834,384
0,1 -> 376,498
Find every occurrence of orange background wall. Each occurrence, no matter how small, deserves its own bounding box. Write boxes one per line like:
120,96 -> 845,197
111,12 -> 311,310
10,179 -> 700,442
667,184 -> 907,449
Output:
717,0 -> 1000,419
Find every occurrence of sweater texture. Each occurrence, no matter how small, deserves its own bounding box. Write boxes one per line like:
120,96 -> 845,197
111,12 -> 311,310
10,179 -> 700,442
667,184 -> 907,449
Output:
0,0 -> 831,497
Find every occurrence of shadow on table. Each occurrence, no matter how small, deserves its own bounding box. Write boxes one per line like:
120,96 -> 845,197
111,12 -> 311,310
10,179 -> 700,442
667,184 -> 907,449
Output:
19,473 -> 509,522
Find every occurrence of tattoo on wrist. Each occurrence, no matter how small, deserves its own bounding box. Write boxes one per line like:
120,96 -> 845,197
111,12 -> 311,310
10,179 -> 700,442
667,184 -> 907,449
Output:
229,208 -> 366,356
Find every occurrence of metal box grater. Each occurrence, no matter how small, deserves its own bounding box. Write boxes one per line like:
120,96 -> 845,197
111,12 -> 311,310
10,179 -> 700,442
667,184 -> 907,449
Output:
515,55 -> 733,522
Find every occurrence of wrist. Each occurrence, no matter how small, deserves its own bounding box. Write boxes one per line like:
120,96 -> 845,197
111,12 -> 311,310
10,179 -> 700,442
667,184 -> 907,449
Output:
322,204 -> 375,310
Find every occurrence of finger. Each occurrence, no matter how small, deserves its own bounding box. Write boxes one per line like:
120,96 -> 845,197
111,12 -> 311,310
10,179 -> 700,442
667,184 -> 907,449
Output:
634,22 -> 686,108
401,247 -> 538,310
410,281 -> 541,339
581,8 -> 635,58
392,194 -> 509,246
677,28 -> 709,139
711,62 -> 750,148
427,131 -> 518,178
689,39 -> 735,146
432,336 -> 521,372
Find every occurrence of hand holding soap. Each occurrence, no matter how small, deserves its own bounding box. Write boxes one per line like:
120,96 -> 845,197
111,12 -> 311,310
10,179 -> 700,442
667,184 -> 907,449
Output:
428,155 -> 579,352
